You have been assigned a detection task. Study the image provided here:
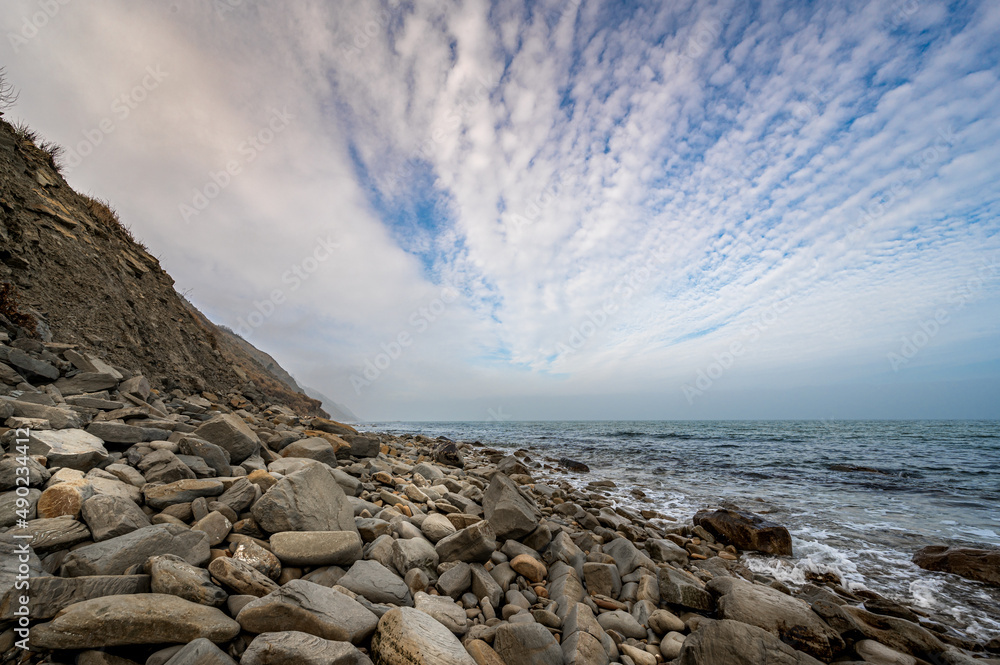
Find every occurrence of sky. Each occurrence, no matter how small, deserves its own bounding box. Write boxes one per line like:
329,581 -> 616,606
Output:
4,0 -> 999,421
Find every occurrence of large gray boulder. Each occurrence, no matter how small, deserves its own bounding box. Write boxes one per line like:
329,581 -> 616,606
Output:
9,401 -> 81,429
338,559 -> 413,606
138,449 -> 197,484
30,594 -> 240,649
708,576 -> 844,661
80,494 -> 151,541
269,531 -> 363,567
435,520 -> 497,563
60,523 -> 210,577
178,436 -> 231,479
392,537 -> 439,579
482,473 -> 540,540
26,429 -> 109,471
192,413 -> 261,463
677,619 -> 824,665
281,437 -> 340,466
493,621 -> 564,665
658,566 -> 713,611
370,607 -> 477,665
237,579 -> 377,644
252,464 -> 358,535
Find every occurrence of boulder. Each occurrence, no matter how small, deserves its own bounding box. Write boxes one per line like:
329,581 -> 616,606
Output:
693,508 -> 793,556
252,464 -> 358,534
233,540 -> 281,580
912,545 -> 1000,586
217,477 -> 257,513
36,480 -> 95,519
6,348 -> 59,381
679,619 -> 825,665
310,418 -> 358,438
9,401 -> 82,429
161,637 -> 236,664
708,576 -> 844,661
144,479 -> 224,510
558,457 -> 590,473
840,604 -> 952,661
658,566 -> 713,611
414,591 -> 468,635
269,531 -> 363,566
493,622 -> 563,665
242,630 -> 372,665
86,422 -> 146,444
435,520 -> 496,564
237,579 -> 378,644
138,449 -> 196,484
26,429 -> 109,471
81,494 -> 151,541
370,607 -> 477,665
60,524 -> 210,577
0,575 -> 150,620
338,559 -> 413,606
54,372 -> 119,395
421,513 -> 457,543
7,516 -> 90,552
192,413 -> 261,463
178,437 -> 231,479
482,473 -> 539,540
281,437 -> 340,467
392,537 -> 440,579
646,538 -> 689,565
0,487 -> 40,526
30,594 -> 240,649
208,557 -> 279,597
432,441 -> 465,468
149,554 -> 227,606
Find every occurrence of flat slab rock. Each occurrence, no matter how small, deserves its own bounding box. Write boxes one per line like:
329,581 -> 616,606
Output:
370,607 -> 477,665
26,429 -> 109,471
60,523 -> 210,577
677,619 -> 824,665
242,630 -> 372,665
237,579 -> 378,644
0,574 -> 150,620
30,593 -> 240,649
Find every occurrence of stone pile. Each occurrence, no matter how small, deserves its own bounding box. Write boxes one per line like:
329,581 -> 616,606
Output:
0,331 -> 996,665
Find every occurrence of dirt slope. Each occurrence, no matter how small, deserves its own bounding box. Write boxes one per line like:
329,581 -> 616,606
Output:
0,116 -> 327,416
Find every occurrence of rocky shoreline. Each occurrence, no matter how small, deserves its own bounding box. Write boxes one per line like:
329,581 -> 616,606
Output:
1,328 -> 999,665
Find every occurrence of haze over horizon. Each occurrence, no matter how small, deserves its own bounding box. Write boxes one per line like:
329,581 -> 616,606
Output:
5,0 -> 999,421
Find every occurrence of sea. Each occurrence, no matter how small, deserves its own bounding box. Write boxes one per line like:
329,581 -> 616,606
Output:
360,419 -> 1000,641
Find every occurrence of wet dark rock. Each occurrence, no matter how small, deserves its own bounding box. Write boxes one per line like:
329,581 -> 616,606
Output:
912,545 -> 1000,587
693,508 -> 793,556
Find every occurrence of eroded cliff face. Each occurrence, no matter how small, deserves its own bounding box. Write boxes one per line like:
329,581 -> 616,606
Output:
0,118 -> 326,416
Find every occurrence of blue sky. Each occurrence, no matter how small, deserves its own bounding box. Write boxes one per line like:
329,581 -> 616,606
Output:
5,0 -> 999,420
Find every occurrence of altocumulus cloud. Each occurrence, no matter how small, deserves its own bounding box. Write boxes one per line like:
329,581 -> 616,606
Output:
5,0 -> 999,420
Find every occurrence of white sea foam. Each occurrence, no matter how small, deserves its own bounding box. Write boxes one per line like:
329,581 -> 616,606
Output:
908,578 -> 943,609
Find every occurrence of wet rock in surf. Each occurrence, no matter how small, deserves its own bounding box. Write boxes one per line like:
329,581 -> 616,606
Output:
693,508 -> 793,556
558,457 -> 590,473
912,545 -> 1000,587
